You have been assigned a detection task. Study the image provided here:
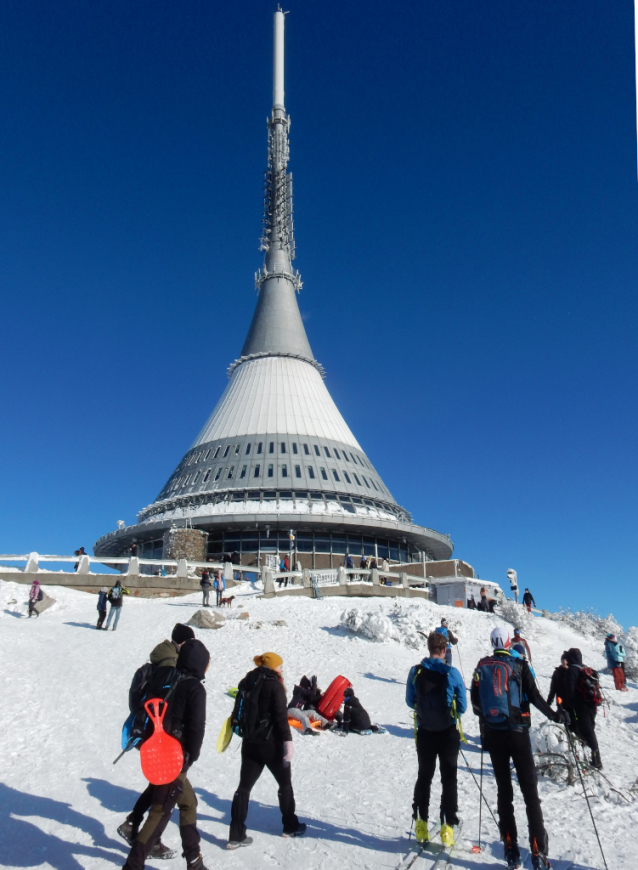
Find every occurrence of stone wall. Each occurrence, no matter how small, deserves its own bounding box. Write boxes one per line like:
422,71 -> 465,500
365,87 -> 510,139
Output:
162,528 -> 207,574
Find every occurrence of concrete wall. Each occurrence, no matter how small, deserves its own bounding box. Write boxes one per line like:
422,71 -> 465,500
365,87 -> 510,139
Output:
0,570 -> 234,598
261,582 -> 429,601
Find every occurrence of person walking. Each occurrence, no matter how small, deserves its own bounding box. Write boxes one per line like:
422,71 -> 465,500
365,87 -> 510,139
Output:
406,630 -> 466,847
471,627 -> 565,870
435,618 -> 458,666
521,588 -> 536,613
560,648 -> 604,768
122,638 -> 211,870
200,568 -> 211,607
213,569 -> 225,607
105,579 -> 129,630
546,652 -> 570,706
512,627 -> 532,662
228,652 -> 306,848
28,579 -> 42,618
604,633 -> 627,691
96,586 -> 108,630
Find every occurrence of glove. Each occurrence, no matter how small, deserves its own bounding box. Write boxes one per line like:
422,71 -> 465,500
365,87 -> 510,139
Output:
554,707 -> 570,725
283,740 -> 294,765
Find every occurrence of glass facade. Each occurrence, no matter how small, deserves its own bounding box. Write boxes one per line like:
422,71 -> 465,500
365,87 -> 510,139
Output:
206,530 -> 410,561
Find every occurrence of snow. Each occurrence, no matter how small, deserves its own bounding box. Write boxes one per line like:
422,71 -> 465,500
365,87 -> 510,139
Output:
1,580 -> 637,870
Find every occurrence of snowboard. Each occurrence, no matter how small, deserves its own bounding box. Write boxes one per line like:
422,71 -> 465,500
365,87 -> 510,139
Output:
140,698 -> 184,785
316,675 -> 352,720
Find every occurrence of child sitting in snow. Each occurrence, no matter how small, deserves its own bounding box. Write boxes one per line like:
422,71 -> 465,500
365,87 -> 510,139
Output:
340,687 -> 386,735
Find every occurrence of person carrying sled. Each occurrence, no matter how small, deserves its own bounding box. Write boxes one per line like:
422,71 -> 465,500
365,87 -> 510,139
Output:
559,647 -> 604,769
471,627 -> 566,870
213,569 -> 225,607
287,675 -> 330,734
604,633 -> 627,692
521,588 -> 536,613
122,637 -> 211,870
105,579 -> 129,630
406,630 -> 466,848
512,627 -> 532,662
28,578 -> 42,618
117,623 -> 196,856
96,586 -> 109,629
200,567 -> 211,607
228,652 -> 306,849
435,618 -> 458,666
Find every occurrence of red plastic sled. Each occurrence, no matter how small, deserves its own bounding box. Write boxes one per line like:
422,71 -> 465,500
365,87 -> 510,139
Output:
316,676 -> 352,721
140,698 -> 184,785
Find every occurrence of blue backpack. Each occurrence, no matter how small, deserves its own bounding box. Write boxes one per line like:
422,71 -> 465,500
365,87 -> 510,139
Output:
474,654 -> 523,730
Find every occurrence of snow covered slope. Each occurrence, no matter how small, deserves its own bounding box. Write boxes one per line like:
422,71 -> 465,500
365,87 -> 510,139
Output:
1,580 -> 636,870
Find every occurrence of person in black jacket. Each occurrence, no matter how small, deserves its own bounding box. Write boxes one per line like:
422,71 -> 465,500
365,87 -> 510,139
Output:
200,567 -> 211,607
522,588 -> 536,613
546,653 -> 570,706
123,638 -> 210,870
342,688 -> 372,733
287,676 -> 330,734
559,648 -> 602,770
228,653 -> 306,849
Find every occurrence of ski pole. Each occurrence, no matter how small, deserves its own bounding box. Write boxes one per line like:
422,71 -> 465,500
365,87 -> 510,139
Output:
475,747 -> 484,853
558,699 -> 608,870
460,747 -> 499,831
456,642 -> 467,685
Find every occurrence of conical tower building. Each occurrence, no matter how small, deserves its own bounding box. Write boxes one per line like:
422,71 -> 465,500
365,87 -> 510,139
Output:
94,10 -> 453,569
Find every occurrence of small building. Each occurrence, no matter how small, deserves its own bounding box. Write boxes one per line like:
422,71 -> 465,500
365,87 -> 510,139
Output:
431,578 -> 505,609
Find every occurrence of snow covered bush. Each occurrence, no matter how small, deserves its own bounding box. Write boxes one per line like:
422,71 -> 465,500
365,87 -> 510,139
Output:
557,608 -> 621,640
341,609 -> 400,644
340,604 -> 441,649
620,626 -> 638,680
499,599 -> 534,633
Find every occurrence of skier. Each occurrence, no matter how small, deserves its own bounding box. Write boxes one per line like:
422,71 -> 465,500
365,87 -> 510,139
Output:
96,586 -> 108,630
228,652 -> 306,848
546,652 -> 570,707
118,623 -> 196,858
560,647 -> 603,769
522,588 -> 536,613
604,633 -> 627,692
471,627 -> 567,870
406,630 -> 466,847
200,568 -> 211,607
287,676 -> 330,734
512,627 -> 532,662
105,578 -> 129,630
435,618 -> 458,666
122,637 -> 211,870
213,569 -> 225,607
28,578 -> 42,617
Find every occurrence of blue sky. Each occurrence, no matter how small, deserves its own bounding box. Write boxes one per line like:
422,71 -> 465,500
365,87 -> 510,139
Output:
1,1 -> 637,625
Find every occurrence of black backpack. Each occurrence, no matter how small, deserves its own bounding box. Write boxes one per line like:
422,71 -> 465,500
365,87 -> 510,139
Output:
575,666 -> 603,708
126,667 -> 192,749
37,588 -> 44,602
129,662 -> 155,714
414,665 -> 453,731
231,670 -> 274,740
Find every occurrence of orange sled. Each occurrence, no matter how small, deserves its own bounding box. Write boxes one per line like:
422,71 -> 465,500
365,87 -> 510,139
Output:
288,717 -> 322,731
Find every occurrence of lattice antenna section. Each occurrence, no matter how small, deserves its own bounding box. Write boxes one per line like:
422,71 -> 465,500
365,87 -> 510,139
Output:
260,113 -> 295,260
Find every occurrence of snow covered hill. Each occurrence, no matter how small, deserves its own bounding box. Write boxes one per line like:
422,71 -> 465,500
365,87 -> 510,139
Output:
1,580 -> 636,870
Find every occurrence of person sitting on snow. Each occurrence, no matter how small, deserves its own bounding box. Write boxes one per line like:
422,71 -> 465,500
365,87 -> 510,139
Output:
288,676 -> 331,734
341,687 -> 385,735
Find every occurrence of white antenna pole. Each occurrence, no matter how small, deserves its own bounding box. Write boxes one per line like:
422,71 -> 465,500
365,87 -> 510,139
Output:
273,9 -> 285,110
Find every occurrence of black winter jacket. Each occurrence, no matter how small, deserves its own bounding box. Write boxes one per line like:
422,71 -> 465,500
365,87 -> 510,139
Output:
168,639 -> 209,767
561,648 -> 593,713
343,691 -> 372,733
288,675 -> 322,711
547,665 -> 570,706
243,666 -> 292,744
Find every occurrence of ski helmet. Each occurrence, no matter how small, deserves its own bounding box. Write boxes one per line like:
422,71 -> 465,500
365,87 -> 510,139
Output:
490,627 -> 510,649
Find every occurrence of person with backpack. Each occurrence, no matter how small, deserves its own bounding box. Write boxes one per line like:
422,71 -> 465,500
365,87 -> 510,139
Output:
435,618 -> 458,666
604,633 -> 627,691
560,647 -> 603,769
200,568 -> 211,607
213,569 -> 225,607
28,579 -> 42,617
471,627 -> 566,870
228,652 -> 306,849
522,588 -> 536,613
96,586 -> 109,630
546,652 -> 570,707
406,630 -> 466,848
104,579 -> 129,630
118,623 -> 196,858
122,637 -> 211,870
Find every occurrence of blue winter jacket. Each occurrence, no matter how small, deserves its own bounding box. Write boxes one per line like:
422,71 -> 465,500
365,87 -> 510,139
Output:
604,639 -> 625,668
97,590 -> 108,611
406,657 -> 466,730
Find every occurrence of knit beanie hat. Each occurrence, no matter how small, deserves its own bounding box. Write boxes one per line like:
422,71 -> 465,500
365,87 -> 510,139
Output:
254,652 -> 283,670
172,623 -> 196,645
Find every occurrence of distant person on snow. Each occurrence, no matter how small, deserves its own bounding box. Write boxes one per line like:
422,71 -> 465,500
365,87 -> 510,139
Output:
287,675 -> 331,734
546,652 -> 570,707
344,554 -> 354,570
341,687 -> 385,735
471,627 -> 567,870
73,546 -> 86,572
512,627 -> 532,662
28,579 -> 42,618
117,623 -> 195,859
105,579 -> 129,631
200,568 -> 211,607
467,594 -> 476,610
406,629 -> 466,848
559,647 -> 604,769
213,569 -> 225,606
435,618 -> 458,666
122,638 -> 211,870
96,586 -> 108,630
604,633 -> 627,692
228,652 -> 306,849
522,588 -> 536,613
477,588 -> 496,613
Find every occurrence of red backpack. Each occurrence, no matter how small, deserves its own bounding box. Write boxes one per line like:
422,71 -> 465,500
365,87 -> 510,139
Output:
575,666 -> 603,707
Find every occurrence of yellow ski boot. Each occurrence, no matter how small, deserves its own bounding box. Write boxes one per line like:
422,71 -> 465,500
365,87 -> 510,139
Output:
414,815 -> 429,844
440,822 -> 455,848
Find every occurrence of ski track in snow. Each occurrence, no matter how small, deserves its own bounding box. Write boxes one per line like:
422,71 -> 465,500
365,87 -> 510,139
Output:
0,580 -> 636,870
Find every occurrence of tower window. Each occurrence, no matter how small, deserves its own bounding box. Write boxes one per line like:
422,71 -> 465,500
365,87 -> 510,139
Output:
240,465 -> 247,479
320,467 -> 328,481
334,448 -> 341,459
362,475 -> 370,487
371,479 -> 378,491
254,465 -> 261,478
281,443 -> 286,454
193,471 -> 201,483
214,447 -> 221,459
204,449 -> 211,460
332,469 -> 340,482
215,467 -> 223,481
227,466 -> 235,479
268,464 -> 274,478
203,469 -> 211,483
257,442 -> 263,454
353,473 -> 361,485
314,445 -> 320,456
307,466 -> 315,479
246,443 -> 251,455
234,444 -> 240,455
281,464 -> 288,478
343,452 -> 349,462
292,443 -> 298,455
344,471 -> 351,484
269,442 -> 274,454
223,445 -> 230,458
303,444 -> 310,455
324,446 -> 331,458
295,465 -> 301,478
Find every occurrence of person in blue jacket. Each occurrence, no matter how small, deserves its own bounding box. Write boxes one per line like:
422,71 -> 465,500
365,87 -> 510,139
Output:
604,633 -> 627,691
96,586 -> 108,630
434,618 -> 458,666
406,630 -> 466,847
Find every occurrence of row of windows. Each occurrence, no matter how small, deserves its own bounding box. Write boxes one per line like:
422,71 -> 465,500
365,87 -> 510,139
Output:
205,530 -> 413,561
169,464 -> 382,493
181,442 -> 373,472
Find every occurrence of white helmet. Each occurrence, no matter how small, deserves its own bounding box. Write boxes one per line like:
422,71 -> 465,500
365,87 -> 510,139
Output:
490,627 -> 510,650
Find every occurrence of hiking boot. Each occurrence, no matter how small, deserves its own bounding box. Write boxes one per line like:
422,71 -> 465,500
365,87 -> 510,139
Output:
304,728 -> 321,736
414,817 -> 429,844
150,841 -> 176,859
531,853 -> 551,870
504,841 -> 522,870
591,752 -> 603,770
440,823 -> 454,847
226,837 -> 253,850
187,855 -> 210,870
117,819 -> 138,844
282,822 -> 306,838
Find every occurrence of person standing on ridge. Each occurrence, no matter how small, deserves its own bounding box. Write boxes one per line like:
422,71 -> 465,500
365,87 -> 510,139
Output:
105,578 -> 129,630
604,633 -> 627,692
228,652 -> 306,849
546,653 -> 570,707
435,618 -> 458,666
560,647 -> 604,768
96,586 -> 108,630
471,627 -> 567,870
521,588 -> 536,613
406,630 -> 466,848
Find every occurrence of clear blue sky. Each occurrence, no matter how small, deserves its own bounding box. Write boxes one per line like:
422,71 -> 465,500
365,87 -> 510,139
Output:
1,2 -> 637,625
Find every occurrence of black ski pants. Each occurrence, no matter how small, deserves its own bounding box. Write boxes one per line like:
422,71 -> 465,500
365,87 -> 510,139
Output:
483,727 -> 547,854
229,740 -> 298,842
568,705 -> 600,763
123,772 -> 199,870
413,725 -> 460,825
96,609 -> 106,629
128,784 -> 154,833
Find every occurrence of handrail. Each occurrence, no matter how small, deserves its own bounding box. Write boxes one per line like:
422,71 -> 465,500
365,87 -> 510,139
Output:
0,554 -> 256,574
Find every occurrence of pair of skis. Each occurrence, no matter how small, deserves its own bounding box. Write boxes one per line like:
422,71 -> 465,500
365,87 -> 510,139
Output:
397,821 -> 463,870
